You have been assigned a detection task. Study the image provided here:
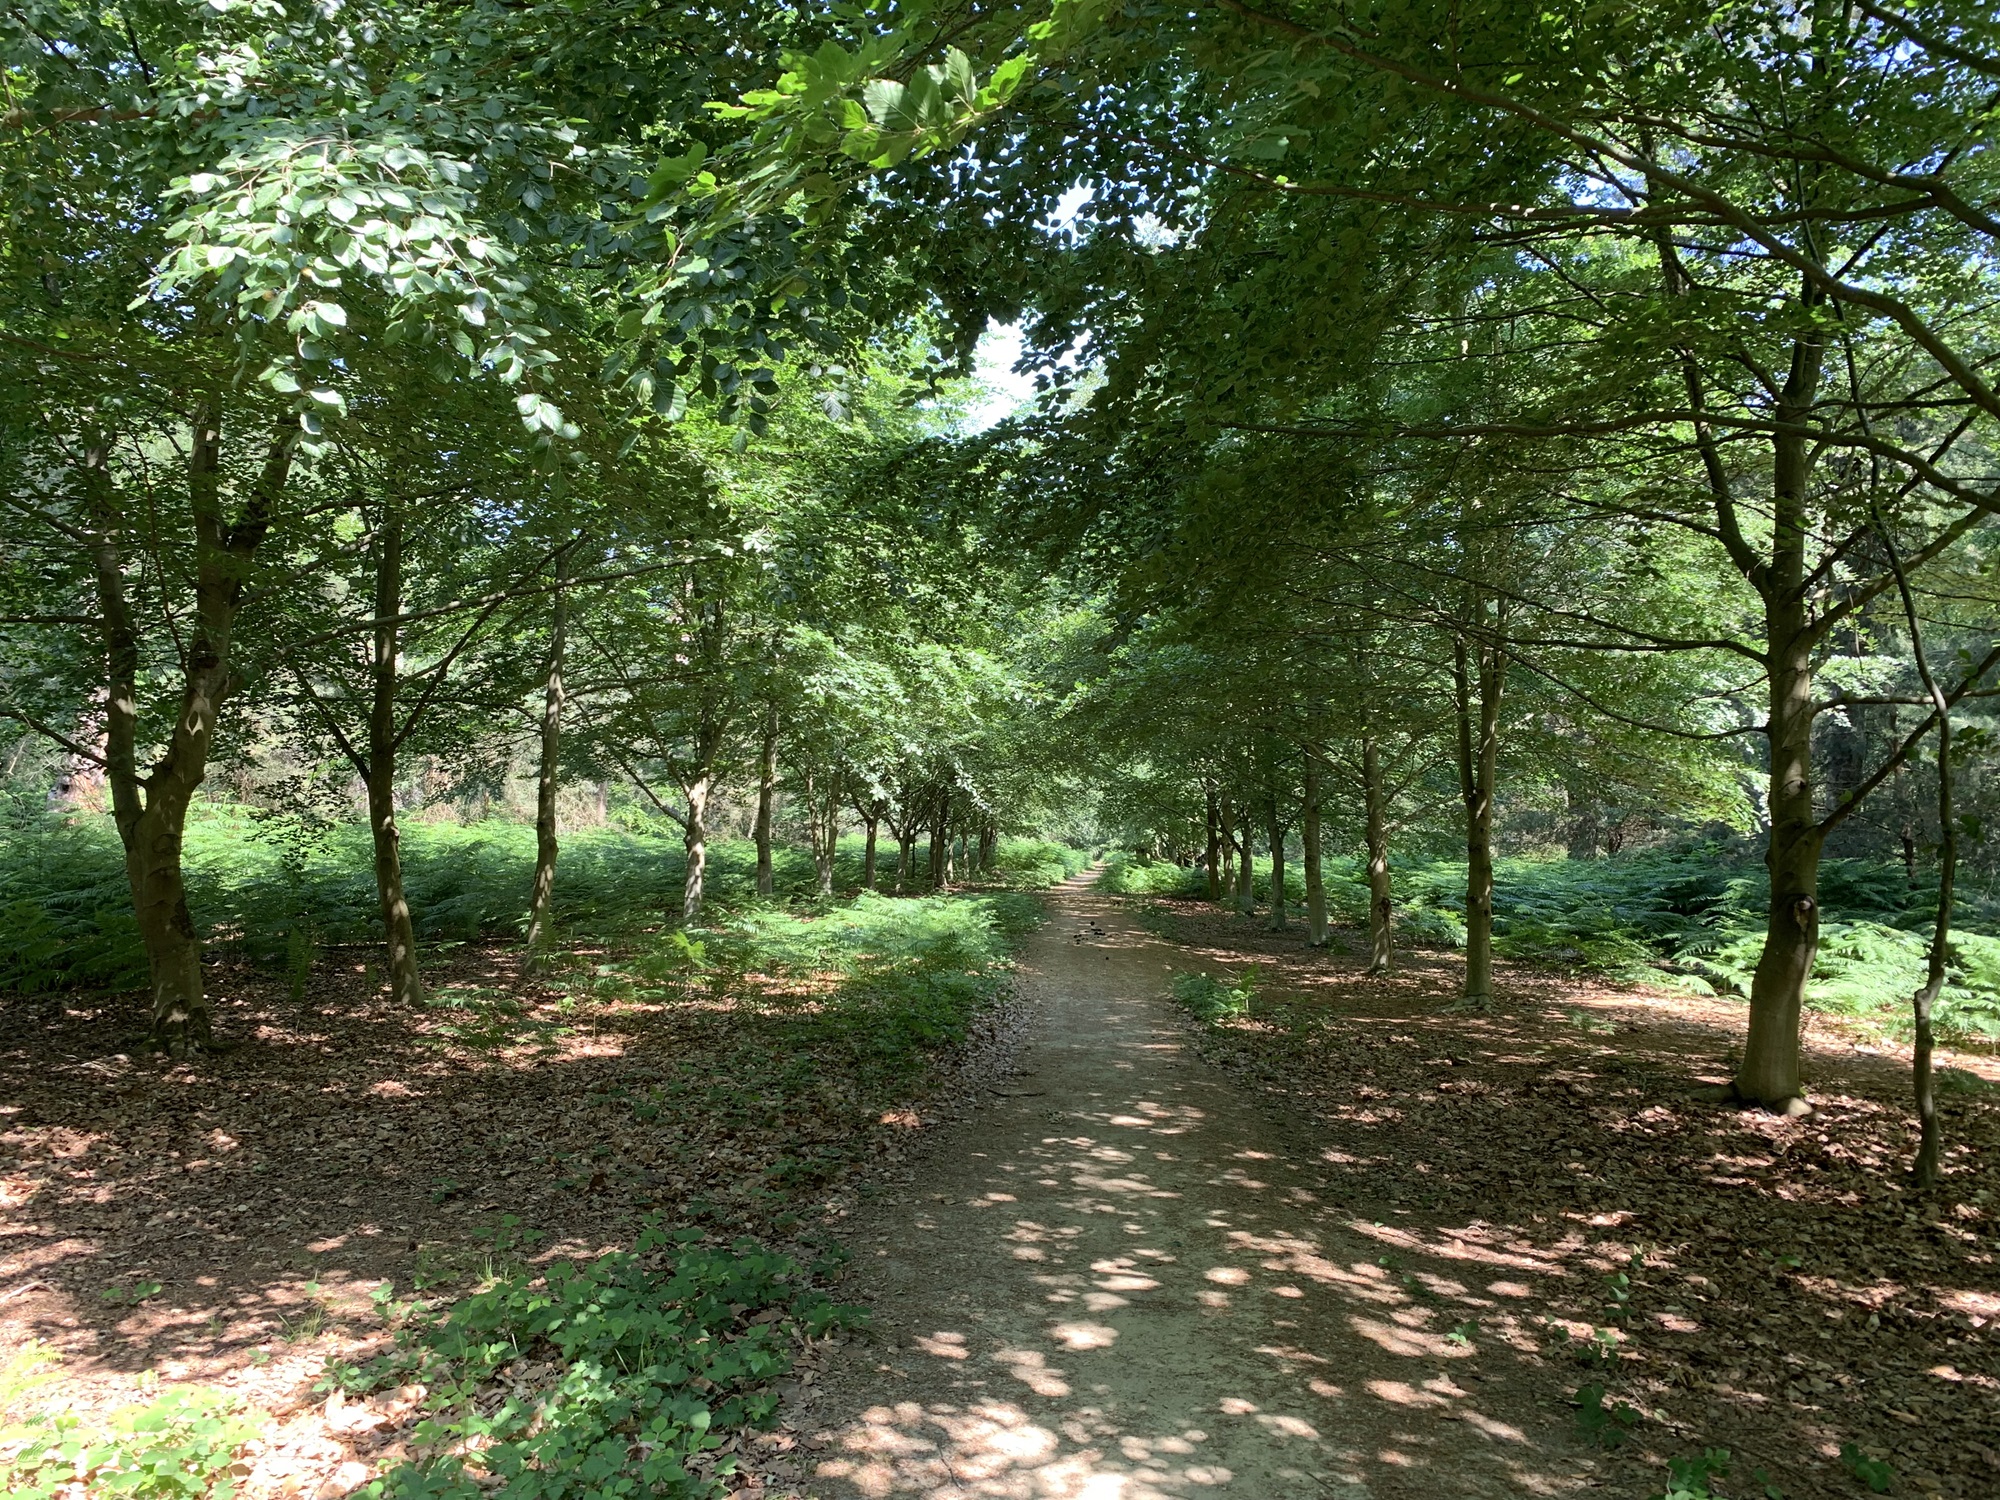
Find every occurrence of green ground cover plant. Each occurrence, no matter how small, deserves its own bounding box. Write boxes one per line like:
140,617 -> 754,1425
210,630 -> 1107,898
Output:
325,1227 -> 850,1500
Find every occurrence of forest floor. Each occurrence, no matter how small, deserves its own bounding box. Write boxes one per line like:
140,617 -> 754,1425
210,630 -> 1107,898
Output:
799,877 -> 1999,1500
2,873 -> 1997,1500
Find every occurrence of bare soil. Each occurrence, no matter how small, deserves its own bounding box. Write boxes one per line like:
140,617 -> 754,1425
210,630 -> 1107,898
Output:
799,877 -> 1999,1499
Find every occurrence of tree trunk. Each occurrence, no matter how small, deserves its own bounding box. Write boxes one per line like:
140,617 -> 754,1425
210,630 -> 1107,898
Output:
753,702 -> 778,897
1454,622 -> 1504,1006
682,773 -> 710,921
1364,736 -> 1393,976
525,548 -> 569,957
1218,791 -> 1236,899
863,810 -> 880,889
1205,785 -> 1222,900
1235,812 -> 1256,914
1734,356 -> 1825,1107
367,503 -> 424,1007
1302,757 -> 1327,946
813,775 -> 837,896
94,409 -> 294,1052
1265,793 -> 1288,932
929,788 -> 951,890
979,819 -> 997,874
898,828 -> 915,892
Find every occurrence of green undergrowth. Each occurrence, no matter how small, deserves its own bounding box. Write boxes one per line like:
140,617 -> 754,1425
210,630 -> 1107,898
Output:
1,1364 -> 261,1500
0,800 -> 1081,994
1170,966 -> 1261,1025
323,1225 -> 853,1500
1116,841 -> 2000,1045
554,889 -> 1038,1192
1099,853 -> 1205,896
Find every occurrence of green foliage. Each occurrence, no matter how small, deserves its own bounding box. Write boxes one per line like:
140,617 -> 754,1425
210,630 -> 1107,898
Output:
326,1227 -> 852,1500
1,1387 -> 261,1500
1654,1449 -> 1743,1500
0,807 -> 1061,996
1571,1382 -> 1639,1449
1839,1444 -> 1896,1494
1169,967 -> 1258,1026
1098,853 -> 1203,896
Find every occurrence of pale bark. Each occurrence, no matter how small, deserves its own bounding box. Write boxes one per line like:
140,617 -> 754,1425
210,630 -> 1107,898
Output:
1363,736 -> 1394,976
525,550 -> 569,956
863,806 -> 882,889
681,773 -> 711,921
1302,757 -> 1327,947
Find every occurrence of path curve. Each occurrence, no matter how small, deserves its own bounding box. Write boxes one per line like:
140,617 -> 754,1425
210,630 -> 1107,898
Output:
804,872 -> 1581,1500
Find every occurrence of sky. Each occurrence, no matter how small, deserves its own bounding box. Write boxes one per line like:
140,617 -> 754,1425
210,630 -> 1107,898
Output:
963,320 -> 1037,434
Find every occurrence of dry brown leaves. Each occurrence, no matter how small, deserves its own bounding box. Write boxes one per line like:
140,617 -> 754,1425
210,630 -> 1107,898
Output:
0,943 -> 1026,1499
1148,900 -> 1999,1500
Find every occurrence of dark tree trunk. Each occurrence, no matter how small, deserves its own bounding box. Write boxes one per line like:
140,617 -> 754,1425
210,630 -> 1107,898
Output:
1303,756 -> 1327,946
93,407 -> 295,1052
525,548 -> 569,957
366,503 -> 424,1007
753,702 -> 778,897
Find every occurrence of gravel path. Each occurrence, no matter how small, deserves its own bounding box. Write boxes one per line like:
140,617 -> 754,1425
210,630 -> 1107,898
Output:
804,871 -> 1583,1499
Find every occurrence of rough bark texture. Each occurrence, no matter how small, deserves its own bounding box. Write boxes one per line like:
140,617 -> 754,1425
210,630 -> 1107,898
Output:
1363,737 -> 1394,976
1454,622 -> 1504,1006
366,505 -> 424,1007
1302,758 -> 1327,947
753,703 -> 778,897
525,551 -> 569,957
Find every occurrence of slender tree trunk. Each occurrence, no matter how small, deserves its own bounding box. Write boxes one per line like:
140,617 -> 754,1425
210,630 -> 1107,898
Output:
1205,785 -> 1222,900
1879,527 -> 1951,1182
753,702 -> 778,897
1266,796 -> 1288,931
929,788 -> 951,890
1364,736 -> 1393,976
898,828 -> 915,892
525,549 -> 569,957
813,775 -> 837,896
681,774 -> 710,921
366,503 -> 424,1007
863,809 -> 881,890
1235,812 -> 1256,914
980,818 -> 997,874
1303,757 -> 1327,946
1218,791 -> 1236,899
1454,623 -> 1504,1006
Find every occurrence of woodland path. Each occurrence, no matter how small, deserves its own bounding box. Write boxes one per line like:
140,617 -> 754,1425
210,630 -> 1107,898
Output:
804,871 -> 1584,1500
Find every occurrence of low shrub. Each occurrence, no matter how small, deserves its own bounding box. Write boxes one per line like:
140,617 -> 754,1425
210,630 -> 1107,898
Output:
326,1227 -> 852,1500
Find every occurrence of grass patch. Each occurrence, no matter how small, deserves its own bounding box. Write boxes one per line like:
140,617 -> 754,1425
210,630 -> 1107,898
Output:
1170,967 -> 1260,1026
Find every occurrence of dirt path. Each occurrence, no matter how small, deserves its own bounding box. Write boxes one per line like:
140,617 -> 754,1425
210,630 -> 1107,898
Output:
805,873 -> 1591,1499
